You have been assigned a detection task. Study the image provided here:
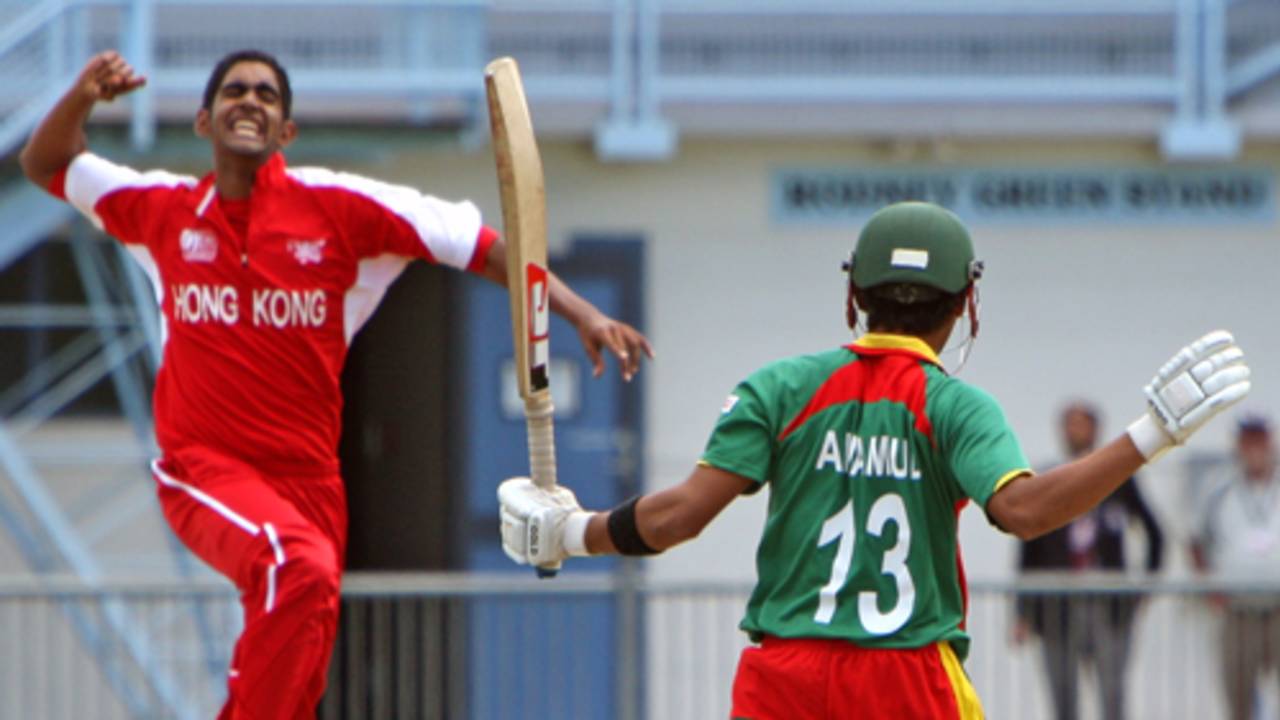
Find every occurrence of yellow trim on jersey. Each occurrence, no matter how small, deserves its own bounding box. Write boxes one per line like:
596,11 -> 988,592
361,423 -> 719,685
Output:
992,468 -> 1033,495
852,332 -> 943,367
937,642 -> 985,720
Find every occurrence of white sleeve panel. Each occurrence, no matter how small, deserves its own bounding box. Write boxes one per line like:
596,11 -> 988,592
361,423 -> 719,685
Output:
122,244 -> 170,360
288,166 -> 483,270
344,254 -> 412,344
64,152 -> 196,233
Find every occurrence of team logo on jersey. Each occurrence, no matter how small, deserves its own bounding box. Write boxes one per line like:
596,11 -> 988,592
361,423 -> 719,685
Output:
722,395 -> 740,414
287,238 -> 326,266
179,228 -> 217,263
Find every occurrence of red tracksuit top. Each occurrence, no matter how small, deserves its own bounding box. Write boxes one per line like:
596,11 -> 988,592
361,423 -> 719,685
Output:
51,151 -> 495,475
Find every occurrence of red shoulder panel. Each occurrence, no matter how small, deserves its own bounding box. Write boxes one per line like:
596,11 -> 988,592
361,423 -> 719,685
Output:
777,351 -> 934,443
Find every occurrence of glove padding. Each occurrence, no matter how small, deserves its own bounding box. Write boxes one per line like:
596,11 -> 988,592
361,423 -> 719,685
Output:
1127,330 -> 1251,460
498,477 -> 591,567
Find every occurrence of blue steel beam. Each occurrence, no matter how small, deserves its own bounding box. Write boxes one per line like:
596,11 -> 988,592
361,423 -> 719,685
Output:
1228,42 -> 1280,97
0,182 -> 74,273
67,230 -> 155,445
7,330 -> 149,438
125,0 -> 155,150
0,331 -> 105,417
0,424 -> 193,719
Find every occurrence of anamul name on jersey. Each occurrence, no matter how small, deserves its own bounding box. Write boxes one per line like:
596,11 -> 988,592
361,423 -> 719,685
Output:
700,334 -> 1029,659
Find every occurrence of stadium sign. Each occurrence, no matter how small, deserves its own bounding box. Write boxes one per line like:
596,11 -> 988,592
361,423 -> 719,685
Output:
772,168 -> 1275,224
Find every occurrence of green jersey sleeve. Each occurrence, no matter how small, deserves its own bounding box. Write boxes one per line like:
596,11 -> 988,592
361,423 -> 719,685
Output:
937,382 -> 1031,508
701,376 -> 776,485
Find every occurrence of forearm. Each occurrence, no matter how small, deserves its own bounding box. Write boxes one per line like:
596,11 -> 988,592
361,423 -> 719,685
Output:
21,50 -> 144,190
582,465 -> 753,555
547,271 -> 604,327
989,435 -> 1146,540
19,87 -> 95,189
583,487 -> 690,555
479,236 -> 604,326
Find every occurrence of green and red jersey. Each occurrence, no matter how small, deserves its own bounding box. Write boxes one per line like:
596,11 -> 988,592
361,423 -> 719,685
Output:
701,333 -> 1030,659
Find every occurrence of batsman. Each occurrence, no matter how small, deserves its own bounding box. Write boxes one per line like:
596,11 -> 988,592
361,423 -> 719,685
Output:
499,201 -> 1252,718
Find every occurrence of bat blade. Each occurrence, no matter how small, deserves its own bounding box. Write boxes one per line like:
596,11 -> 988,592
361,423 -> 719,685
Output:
486,56 -> 549,406
486,56 -> 560,578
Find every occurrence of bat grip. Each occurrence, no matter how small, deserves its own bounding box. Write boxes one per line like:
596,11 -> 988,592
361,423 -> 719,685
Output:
524,394 -> 557,489
524,394 -> 559,578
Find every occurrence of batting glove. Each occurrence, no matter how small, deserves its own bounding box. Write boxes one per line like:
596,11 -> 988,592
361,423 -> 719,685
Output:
498,477 -> 592,567
1127,330 -> 1251,461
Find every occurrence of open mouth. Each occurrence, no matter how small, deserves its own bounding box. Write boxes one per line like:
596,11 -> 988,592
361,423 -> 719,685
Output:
230,118 -> 263,140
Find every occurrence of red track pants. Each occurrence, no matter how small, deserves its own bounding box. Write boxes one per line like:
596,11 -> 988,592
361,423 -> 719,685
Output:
731,636 -> 984,720
152,447 -> 346,720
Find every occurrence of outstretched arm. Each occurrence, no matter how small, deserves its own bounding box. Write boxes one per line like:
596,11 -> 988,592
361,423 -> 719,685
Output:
584,465 -> 752,554
990,330 -> 1249,541
478,234 -> 654,381
988,439 -> 1144,540
19,50 -> 146,190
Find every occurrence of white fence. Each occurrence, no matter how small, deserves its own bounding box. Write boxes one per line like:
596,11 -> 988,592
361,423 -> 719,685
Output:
0,573 -> 1272,719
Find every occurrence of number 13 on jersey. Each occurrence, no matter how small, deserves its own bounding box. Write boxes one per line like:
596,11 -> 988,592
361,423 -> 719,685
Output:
815,493 -> 916,636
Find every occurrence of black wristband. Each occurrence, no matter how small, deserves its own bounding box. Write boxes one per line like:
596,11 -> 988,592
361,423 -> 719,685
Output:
607,496 -> 659,556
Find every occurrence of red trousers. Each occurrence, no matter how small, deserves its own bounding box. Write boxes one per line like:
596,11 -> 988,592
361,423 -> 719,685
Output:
153,447 -> 346,720
731,636 -> 984,720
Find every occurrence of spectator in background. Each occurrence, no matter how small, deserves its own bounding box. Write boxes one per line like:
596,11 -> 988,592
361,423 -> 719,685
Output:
1014,401 -> 1165,720
1192,414 -> 1280,720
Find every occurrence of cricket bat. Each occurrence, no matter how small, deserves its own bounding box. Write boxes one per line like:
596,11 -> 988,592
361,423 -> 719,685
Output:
485,57 -> 560,578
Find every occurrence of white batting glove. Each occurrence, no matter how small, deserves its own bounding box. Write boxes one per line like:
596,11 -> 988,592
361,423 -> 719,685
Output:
1127,330 -> 1251,461
498,477 -> 592,567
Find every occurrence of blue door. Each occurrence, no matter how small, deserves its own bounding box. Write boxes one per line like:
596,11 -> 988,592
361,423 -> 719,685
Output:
460,238 -> 644,719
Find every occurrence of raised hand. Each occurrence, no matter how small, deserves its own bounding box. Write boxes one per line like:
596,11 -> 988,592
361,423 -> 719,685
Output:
19,51 -> 147,190
76,50 -> 146,103
1127,330 -> 1251,460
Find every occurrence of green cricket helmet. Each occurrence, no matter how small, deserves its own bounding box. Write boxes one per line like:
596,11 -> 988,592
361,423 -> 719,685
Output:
845,202 -> 983,295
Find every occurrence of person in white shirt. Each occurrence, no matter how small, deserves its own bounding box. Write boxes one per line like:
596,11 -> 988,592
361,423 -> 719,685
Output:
1192,414 -> 1280,720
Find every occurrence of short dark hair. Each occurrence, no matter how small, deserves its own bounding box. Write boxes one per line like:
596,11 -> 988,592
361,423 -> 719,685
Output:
1061,401 -> 1100,427
1238,413 -> 1272,436
202,50 -> 292,119
860,282 -> 965,336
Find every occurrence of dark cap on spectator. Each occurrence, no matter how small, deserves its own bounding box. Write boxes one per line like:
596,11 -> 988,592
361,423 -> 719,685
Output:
1237,413 -> 1271,435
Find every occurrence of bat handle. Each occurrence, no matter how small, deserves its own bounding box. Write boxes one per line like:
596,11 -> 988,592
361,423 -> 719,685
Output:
524,394 -> 557,489
525,393 -> 559,578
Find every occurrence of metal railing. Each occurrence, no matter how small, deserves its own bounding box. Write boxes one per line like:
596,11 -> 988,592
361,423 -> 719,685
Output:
0,572 -> 1274,719
2,0 -> 1280,160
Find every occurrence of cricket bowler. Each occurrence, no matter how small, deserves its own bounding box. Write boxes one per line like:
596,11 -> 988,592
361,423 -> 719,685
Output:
20,49 -> 651,718
498,201 -> 1250,718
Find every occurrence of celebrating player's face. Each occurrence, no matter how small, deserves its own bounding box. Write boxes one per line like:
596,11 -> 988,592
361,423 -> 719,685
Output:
204,61 -> 295,158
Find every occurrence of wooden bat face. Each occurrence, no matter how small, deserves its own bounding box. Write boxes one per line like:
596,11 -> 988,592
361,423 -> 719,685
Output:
485,56 -> 550,402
